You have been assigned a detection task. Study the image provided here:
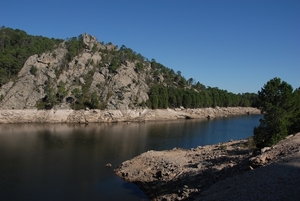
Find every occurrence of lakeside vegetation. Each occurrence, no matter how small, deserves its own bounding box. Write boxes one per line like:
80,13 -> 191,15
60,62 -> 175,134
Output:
146,84 -> 258,109
254,77 -> 300,147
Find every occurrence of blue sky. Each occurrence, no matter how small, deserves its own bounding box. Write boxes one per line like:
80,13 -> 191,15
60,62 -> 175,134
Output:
1,0 -> 299,93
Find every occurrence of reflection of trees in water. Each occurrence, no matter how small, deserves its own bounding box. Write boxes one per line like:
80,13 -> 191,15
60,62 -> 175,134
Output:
72,130 -> 99,148
33,121 -> 208,157
37,125 -> 100,149
33,123 -> 149,161
143,120 -> 210,150
38,130 -> 68,149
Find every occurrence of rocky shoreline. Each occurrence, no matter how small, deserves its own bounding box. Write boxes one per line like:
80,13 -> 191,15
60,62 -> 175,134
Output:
114,133 -> 300,201
0,107 -> 260,123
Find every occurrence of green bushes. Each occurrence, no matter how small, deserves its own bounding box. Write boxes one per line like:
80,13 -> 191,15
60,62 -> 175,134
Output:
56,81 -> 67,102
29,65 -> 38,76
108,58 -> 120,73
64,36 -> 85,62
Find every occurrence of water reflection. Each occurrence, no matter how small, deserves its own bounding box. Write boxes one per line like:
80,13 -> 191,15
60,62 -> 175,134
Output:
0,115 -> 262,201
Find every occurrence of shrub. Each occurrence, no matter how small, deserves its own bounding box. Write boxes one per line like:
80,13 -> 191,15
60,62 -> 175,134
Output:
30,65 -> 38,76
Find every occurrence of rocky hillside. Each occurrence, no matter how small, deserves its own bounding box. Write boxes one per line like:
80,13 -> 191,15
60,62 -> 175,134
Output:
0,28 -> 258,110
0,33 -> 154,110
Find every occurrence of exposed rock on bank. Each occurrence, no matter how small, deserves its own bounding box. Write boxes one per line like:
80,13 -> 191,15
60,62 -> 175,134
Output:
0,107 -> 260,123
115,133 -> 300,201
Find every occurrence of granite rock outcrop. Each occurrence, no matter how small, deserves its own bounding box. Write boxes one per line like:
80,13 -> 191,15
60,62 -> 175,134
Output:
0,33 -> 150,110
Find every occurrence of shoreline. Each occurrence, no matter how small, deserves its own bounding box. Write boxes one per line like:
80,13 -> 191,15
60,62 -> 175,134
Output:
114,133 -> 300,201
0,107 -> 260,123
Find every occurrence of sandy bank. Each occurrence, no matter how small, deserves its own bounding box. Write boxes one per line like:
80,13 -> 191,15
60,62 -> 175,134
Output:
0,107 -> 260,123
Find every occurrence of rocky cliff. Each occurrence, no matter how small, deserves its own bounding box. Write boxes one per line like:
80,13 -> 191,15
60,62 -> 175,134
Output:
0,34 -> 150,110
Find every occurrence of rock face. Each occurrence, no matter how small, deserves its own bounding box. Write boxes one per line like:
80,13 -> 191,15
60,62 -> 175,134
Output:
0,46 -> 67,109
0,107 -> 260,123
115,133 -> 300,201
0,33 -> 150,110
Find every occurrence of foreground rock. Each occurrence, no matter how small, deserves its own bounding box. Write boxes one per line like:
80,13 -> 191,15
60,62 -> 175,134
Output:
114,133 -> 300,201
0,107 -> 260,123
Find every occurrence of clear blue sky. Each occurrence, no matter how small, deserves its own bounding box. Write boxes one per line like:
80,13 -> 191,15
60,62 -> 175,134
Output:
1,0 -> 299,93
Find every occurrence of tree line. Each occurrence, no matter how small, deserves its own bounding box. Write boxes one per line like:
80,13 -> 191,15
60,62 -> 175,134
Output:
146,85 -> 258,109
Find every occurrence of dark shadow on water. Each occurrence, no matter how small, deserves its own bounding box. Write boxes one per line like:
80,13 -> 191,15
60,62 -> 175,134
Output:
122,182 -> 150,200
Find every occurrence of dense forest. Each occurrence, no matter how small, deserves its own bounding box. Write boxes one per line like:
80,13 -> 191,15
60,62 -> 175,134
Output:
0,27 -> 259,110
146,84 -> 258,109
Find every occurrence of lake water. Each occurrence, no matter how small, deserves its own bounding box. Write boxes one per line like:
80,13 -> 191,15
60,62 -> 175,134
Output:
0,114 -> 262,201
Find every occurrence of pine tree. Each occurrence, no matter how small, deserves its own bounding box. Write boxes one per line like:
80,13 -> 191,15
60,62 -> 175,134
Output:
254,77 -> 296,147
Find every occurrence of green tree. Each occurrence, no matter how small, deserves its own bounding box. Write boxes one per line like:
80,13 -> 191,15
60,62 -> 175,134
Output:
253,77 -> 295,147
187,77 -> 194,86
71,88 -> 84,109
194,81 -> 206,91
148,85 -> 159,109
150,95 -> 159,109
183,91 -> 192,108
158,87 -> 168,108
29,65 -> 38,76
43,81 -> 57,109
289,87 -> 300,133
65,36 -> 85,62
108,58 -> 120,73
168,88 -> 178,108
90,92 -> 99,109
56,81 -> 67,102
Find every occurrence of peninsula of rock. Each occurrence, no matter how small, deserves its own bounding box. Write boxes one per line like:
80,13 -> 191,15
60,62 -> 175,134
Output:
115,132 -> 300,201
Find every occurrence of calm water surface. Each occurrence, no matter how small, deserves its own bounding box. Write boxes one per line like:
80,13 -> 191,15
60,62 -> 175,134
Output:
0,114 -> 262,201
